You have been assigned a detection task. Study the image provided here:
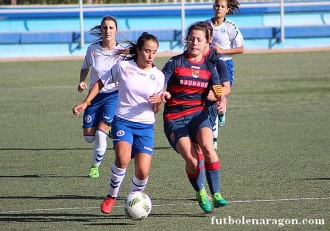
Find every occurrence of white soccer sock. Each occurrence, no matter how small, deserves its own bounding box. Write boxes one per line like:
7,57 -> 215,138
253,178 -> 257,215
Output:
129,176 -> 149,193
91,129 -> 108,167
213,117 -> 219,150
108,163 -> 126,198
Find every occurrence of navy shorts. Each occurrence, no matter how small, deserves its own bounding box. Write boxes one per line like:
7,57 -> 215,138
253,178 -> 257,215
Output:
111,116 -> 154,158
83,91 -> 118,128
163,110 -> 212,152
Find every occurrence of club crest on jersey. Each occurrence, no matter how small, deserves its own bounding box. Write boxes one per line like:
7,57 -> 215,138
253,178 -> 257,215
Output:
149,74 -> 155,80
221,29 -> 226,33
116,130 -> 125,137
192,69 -> 199,78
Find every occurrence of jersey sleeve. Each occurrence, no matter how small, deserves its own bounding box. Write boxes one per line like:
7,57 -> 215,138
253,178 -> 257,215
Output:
228,24 -> 244,48
162,57 -> 176,85
209,62 -> 221,85
232,31 -> 244,48
81,45 -> 93,70
100,62 -> 120,86
156,71 -> 165,94
215,59 -> 229,83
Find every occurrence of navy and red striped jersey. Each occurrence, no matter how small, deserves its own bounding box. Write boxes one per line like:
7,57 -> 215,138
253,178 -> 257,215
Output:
162,51 -> 221,121
204,48 -> 229,84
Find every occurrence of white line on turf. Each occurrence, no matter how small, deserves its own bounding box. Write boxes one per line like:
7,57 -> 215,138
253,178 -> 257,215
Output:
1,197 -> 329,214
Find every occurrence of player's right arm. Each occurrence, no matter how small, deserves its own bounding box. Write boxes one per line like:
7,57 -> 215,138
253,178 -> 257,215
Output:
72,79 -> 104,116
78,69 -> 89,93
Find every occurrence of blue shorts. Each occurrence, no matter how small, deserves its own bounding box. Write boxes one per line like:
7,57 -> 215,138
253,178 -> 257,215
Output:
83,91 -> 118,128
111,116 -> 154,157
225,59 -> 235,86
206,103 -> 218,128
163,110 -> 212,152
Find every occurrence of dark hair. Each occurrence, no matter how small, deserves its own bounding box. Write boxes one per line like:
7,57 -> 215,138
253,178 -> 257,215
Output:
184,21 -> 211,49
200,21 -> 213,41
116,32 -> 159,61
214,0 -> 240,15
89,16 -> 118,41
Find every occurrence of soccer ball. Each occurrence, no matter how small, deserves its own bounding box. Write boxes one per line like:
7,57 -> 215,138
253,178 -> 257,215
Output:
123,191 -> 152,220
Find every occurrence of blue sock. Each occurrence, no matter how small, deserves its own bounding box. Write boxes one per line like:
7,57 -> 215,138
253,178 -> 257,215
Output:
205,161 -> 221,195
187,166 -> 205,192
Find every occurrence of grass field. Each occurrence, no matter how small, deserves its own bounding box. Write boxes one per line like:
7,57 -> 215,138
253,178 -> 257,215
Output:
0,51 -> 329,231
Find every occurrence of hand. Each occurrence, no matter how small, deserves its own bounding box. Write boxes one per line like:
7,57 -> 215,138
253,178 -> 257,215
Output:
207,89 -> 217,101
78,81 -> 88,93
149,93 -> 163,104
72,103 -> 88,116
216,98 -> 227,114
161,91 -> 171,102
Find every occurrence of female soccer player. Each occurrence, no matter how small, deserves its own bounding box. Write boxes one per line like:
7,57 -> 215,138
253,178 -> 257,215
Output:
206,0 -> 244,126
78,16 -> 124,178
162,21 -> 226,213
73,32 -> 165,215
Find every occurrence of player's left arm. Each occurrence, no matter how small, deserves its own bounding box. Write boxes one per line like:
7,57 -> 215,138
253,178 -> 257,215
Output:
149,73 -> 166,113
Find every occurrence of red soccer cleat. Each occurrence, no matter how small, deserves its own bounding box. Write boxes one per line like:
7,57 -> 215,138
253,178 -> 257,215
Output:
101,195 -> 117,214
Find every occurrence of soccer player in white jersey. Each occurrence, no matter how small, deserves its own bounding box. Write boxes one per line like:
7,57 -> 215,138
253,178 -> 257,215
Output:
72,32 -> 165,215
206,0 -> 244,128
78,16 -> 124,178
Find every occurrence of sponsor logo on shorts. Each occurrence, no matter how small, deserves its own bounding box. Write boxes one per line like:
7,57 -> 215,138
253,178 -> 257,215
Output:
85,115 -> 92,123
116,130 -> 125,136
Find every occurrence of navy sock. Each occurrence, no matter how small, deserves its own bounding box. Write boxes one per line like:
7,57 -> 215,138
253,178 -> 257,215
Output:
187,166 -> 205,192
205,161 -> 221,195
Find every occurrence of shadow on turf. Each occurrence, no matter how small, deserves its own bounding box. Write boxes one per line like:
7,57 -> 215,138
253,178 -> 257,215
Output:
0,146 -> 172,151
0,213 -> 118,223
0,174 -> 87,178
303,177 -> 330,181
0,195 -> 105,200
0,212 -> 204,224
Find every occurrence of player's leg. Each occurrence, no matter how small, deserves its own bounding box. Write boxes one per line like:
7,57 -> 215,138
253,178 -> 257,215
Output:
194,111 -> 227,208
164,116 -> 211,212
129,123 -> 154,193
177,136 -> 212,213
101,117 -> 133,214
82,98 -> 100,177
219,60 -> 234,127
89,92 -> 118,178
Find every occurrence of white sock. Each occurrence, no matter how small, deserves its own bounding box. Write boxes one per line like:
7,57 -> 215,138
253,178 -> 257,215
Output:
213,116 -> 219,140
108,163 -> 126,198
92,129 -> 108,167
213,117 -> 219,150
129,176 -> 149,193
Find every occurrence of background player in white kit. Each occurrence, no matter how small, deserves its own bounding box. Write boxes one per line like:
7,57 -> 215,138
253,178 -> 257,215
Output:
206,0 -> 244,127
72,32 -> 165,215
78,16 -> 124,178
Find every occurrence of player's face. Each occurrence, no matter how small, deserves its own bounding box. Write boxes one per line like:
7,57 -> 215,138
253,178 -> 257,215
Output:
187,29 -> 208,59
137,40 -> 158,70
213,0 -> 230,18
101,19 -> 117,42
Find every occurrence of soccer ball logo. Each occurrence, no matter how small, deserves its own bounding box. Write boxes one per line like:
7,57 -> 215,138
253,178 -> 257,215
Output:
123,192 -> 152,220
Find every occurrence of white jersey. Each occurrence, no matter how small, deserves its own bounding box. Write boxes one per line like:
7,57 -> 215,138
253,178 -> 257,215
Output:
206,18 -> 244,61
81,43 -> 124,93
100,60 -> 165,124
